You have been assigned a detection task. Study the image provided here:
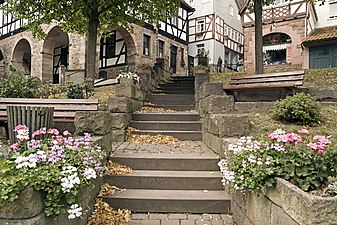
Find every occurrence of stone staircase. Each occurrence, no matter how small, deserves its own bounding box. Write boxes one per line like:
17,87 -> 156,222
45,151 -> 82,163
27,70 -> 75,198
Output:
103,76 -> 230,217
129,76 -> 202,141
104,142 -> 230,214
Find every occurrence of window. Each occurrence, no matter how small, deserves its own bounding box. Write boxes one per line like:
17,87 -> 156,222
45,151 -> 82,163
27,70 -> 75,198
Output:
196,19 -> 205,33
330,1 -> 337,17
171,16 -> 178,26
157,40 -> 164,58
229,5 -> 234,16
237,14 -> 241,21
180,48 -> 185,63
235,32 -> 238,42
143,34 -> 151,56
99,30 -> 127,68
275,0 -> 288,4
197,44 -> 205,55
224,25 -> 228,35
228,27 -> 231,38
105,35 -> 115,58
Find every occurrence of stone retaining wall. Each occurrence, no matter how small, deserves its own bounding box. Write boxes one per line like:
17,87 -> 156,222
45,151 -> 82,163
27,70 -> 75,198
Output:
232,178 -> 337,225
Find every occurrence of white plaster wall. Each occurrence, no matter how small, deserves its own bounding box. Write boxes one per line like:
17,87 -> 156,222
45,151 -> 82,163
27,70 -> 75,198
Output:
189,0 -> 214,18
314,3 -> 337,28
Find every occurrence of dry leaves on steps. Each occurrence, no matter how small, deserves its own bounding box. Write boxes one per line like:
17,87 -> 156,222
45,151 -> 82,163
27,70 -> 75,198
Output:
106,160 -> 133,176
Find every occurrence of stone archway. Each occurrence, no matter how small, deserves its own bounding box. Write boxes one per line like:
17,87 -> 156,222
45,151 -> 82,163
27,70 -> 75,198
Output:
42,26 -> 69,83
12,39 -> 31,75
263,32 -> 292,65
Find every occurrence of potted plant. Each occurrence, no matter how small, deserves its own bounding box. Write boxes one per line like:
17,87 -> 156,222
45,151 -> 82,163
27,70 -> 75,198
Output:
197,49 -> 209,67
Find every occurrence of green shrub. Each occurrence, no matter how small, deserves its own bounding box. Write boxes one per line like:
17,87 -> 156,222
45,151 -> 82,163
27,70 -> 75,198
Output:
0,66 -> 38,98
66,79 -> 94,99
36,81 -> 66,99
271,93 -> 321,126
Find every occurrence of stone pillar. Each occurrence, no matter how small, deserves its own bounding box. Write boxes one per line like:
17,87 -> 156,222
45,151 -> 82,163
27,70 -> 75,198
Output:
194,69 -> 210,107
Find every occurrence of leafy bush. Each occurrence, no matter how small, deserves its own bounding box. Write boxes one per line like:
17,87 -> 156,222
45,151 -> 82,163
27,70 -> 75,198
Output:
0,125 -> 105,218
219,129 -> 337,192
271,93 -> 322,126
66,79 -> 94,99
0,66 -> 38,98
36,81 -> 66,99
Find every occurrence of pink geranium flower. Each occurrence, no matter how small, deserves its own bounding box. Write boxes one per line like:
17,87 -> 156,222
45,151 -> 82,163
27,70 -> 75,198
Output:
298,129 -> 309,134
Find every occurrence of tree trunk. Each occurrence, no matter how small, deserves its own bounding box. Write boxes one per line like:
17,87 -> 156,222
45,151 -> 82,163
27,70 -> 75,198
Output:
86,12 -> 99,87
254,0 -> 263,74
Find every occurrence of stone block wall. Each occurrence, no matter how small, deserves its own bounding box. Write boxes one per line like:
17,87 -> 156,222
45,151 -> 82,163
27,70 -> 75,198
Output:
232,178 -> 337,225
195,72 -> 251,156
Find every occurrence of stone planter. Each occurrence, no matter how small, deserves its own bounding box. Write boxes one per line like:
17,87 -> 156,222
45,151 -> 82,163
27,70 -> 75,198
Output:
232,178 -> 337,225
0,179 -> 102,225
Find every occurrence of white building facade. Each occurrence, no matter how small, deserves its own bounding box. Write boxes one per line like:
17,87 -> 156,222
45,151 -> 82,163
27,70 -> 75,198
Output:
187,0 -> 244,71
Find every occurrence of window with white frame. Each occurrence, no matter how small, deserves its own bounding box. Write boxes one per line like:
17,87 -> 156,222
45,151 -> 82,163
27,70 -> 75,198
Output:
224,25 -> 228,36
229,5 -> 234,16
157,40 -> 164,58
196,19 -> 205,33
330,0 -> 337,18
275,0 -> 288,4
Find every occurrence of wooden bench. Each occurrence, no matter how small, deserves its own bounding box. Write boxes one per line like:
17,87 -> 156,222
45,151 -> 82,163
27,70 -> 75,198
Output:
223,71 -> 305,101
0,98 -> 99,124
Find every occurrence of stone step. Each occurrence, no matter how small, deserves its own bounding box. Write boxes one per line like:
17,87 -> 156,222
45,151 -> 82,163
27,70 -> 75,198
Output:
170,76 -> 195,81
104,170 -> 223,190
159,84 -> 195,89
110,152 -> 219,171
154,90 -> 195,94
103,189 -> 230,213
131,130 -> 202,141
143,103 -> 195,111
145,98 -> 195,105
132,112 -> 200,121
129,121 -> 201,131
147,94 -> 195,101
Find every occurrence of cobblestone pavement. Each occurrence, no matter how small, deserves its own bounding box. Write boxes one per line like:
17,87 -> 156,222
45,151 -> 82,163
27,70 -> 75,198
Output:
111,141 -> 219,156
130,213 -> 234,225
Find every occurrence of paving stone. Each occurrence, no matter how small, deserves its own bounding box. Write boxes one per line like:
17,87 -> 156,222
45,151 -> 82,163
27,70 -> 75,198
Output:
181,220 -> 196,225
211,220 -> 226,225
129,220 -> 142,225
209,214 -> 221,220
196,221 -> 212,225
201,214 -> 213,221
187,214 -> 202,220
161,219 -> 180,225
148,214 -> 169,220
168,214 -> 188,220
140,220 -> 160,225
132,214 -> 149,220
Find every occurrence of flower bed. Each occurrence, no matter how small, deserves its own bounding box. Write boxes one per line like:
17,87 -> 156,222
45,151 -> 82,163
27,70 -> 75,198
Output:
0,125 -> 108,224
219,129 -> 337,225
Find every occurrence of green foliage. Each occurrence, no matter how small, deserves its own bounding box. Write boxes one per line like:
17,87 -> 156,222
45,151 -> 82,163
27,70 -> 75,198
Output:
220,130 -> 337,193
271,93 -> 322,126
3,0 -> 179,39
328,177 -> 337,195
0,66 -> 38,98
36,81 -> 66,99
66,78 -> 94,99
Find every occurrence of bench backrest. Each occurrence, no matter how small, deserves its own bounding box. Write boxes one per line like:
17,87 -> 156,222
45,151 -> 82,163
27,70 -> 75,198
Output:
0,98 -> 99,122
7,106 -> 54,144
226,70 -> 304,90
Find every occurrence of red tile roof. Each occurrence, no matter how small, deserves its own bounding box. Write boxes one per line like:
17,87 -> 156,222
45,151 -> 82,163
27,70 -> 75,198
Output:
302,25 -> 337,44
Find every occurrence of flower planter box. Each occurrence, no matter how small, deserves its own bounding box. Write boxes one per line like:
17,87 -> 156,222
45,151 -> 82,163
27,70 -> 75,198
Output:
0,179 -> 102,225
232,178 -> 337,225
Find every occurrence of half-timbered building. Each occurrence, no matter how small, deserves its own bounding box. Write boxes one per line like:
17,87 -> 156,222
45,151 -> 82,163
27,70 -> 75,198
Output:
0,0 -> 193,82
240,0 -> 316,72
187,0 -> 244,71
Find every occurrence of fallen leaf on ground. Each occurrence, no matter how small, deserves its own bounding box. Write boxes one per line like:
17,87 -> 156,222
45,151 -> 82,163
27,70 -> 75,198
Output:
87,198 -> 131,225
106,160 -> 133,176
126,133 -> 183,148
